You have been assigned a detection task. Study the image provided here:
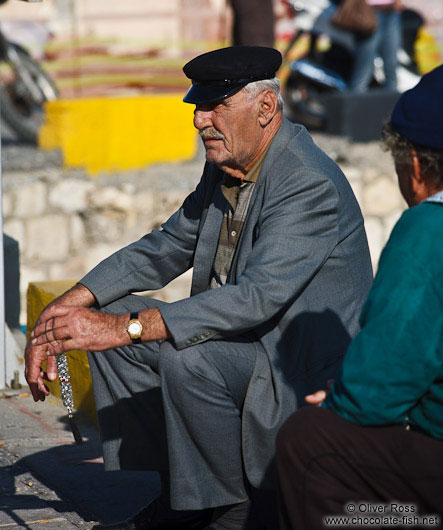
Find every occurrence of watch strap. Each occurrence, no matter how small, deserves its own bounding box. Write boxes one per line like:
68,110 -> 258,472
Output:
129,312 -> 142,344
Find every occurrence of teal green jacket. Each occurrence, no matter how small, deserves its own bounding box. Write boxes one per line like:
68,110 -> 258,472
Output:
325,201 -> 443,439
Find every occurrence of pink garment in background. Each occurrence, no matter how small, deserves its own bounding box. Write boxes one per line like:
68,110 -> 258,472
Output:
366,0 -> 394,5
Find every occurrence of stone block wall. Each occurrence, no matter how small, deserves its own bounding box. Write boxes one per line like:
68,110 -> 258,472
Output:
3,160 -> 200,325
3,136 -> 406,326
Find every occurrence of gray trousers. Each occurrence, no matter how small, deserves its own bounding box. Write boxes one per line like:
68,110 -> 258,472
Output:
87,295 -> 259,510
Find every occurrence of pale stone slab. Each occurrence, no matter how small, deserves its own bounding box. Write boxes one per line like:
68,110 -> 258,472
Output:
14,182 -> 47,218
85,211 -> 126,244
342,166 -> 363,182
89,186 -> 133,211
3,190 -> 14,218
364,177 -> 402,217
3,219 -> 25,250
20,265 -> 48,324
364,216 -> 386,272
349,180 -> 364,210
84,242 -> 126,272
49,256 -> 86,282
69,214 -> 86,253
25,215 -> 70,261
49,179 -> 94,214
133,190 -> 155,214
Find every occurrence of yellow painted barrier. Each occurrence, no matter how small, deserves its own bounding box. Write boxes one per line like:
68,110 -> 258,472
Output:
39,94 -> 198,175
27,281 -> 97,423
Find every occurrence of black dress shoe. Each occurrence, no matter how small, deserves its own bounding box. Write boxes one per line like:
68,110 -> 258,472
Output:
91,497 -> 214,530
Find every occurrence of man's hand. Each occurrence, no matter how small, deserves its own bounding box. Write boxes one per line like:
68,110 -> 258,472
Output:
25,281 -> 171,398
30,306 -> 128,354
24,341 -> 58,402
305,379 -> 335,406
25,283 -> 97,399
34,283 -> 96,331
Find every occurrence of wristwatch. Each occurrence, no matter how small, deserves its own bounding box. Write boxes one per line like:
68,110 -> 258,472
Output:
126,312 -> 143,343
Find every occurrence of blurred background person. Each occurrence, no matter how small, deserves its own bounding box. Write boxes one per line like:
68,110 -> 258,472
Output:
229,0 -> 275,46
350,0 -> 403,91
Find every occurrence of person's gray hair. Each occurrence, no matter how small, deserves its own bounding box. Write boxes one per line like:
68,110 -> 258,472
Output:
243,78 -> 284,111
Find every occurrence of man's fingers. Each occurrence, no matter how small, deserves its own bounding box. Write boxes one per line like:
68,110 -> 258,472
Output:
32,325 -> 70,346
37,375 -> 50,397
26,360 -> 44,387
28,382 -> 45,402
305,390 -> 328,405
45,355 -> 58,381
42,341 -> 66,356
26,367 -> 49,402
24,342 -> 52,400
32,318 -> 68,340
35,304 -> 70,328
33,305 -> 73,336
305,381 -> 335,405
44,339 -> 76,356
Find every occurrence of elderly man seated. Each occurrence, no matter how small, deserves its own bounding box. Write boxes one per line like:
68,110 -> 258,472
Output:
276,65 -> 443,530
25,46 -> 372,530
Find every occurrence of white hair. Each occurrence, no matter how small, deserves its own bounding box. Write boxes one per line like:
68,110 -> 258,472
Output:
242,77 -> 283,111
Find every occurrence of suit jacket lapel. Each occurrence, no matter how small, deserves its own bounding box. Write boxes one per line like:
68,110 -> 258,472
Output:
229,118 -> 298,280
191,119 -> 298,293
191,180 -> 225,295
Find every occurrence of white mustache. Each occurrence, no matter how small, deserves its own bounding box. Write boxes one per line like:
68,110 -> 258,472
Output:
199,129 -> 225,141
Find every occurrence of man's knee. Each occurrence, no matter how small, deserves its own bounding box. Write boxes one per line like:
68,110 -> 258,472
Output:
158,341 -> 196,385
159,341 -> 219,390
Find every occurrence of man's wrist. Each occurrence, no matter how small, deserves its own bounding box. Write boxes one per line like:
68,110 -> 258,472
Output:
55,284 -> 97,308
126,312 -> 143,343
112,313 -> 132,346
116,308 -> 170,346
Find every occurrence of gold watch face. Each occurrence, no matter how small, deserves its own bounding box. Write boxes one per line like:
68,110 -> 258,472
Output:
127,319 -> 142,339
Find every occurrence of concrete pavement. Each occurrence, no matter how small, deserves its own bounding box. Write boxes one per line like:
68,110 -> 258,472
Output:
0,390 -> 160,529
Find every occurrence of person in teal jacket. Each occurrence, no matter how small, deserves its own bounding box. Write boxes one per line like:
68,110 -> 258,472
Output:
276,65 -> 443,530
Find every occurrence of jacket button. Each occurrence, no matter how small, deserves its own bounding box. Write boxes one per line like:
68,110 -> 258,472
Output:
192,337 -> 198,343
186,340 -> 192,346
198,334 -> 206,340
205,331 -> 211,337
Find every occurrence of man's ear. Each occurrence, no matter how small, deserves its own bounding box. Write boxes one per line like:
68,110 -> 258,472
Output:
258,90 -> 278,126
411,148 -> 422,183
410,147 -> 428,202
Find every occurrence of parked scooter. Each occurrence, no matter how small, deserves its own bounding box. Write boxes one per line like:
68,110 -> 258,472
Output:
281,0 -> 423,129
0,0 -> 57,143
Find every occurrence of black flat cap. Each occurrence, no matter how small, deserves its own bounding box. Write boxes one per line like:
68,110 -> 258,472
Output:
183,46 -> 282,104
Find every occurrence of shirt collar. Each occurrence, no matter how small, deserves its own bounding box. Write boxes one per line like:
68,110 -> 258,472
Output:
424,190 -> 443,204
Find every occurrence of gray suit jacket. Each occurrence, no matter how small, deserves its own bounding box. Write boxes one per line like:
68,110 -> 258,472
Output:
81,118 -> 373,488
